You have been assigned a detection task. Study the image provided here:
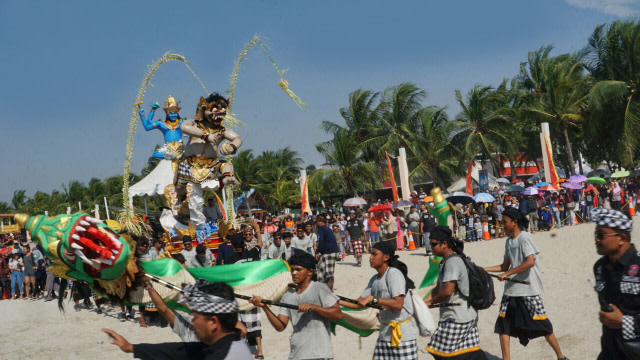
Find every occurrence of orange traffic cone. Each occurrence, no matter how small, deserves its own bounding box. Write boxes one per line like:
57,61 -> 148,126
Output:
407,231 -> 416,250
630,199 -> 637,216
482,222 -> 491,240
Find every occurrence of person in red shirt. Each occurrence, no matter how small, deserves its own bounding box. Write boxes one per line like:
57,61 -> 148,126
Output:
367,212 -> 381,246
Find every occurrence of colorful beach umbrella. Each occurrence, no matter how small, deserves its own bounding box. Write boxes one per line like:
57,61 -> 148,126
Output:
445,192 -> 475,205
496,178 -> 511,184
586,177 -> 606,185
473,192 -> 495,203
506,185 -> 525,193
538,185 -> 558,192
522,187 -> 539,196
568,174 -> 587,183
611,171 -> 630,178
535,182 -> 551,187
561,182 -> 583,190
344,197 -> 367,206
586,169 -> 610,178
368,204 -> 393,212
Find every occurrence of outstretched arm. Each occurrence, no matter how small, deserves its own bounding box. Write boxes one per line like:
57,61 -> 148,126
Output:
139,103 -> 160,131
299,302 -> 342,321
143,281 -> 176,327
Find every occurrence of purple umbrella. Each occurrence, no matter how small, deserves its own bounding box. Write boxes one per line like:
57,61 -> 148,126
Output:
561,182 -> 583,190
522,186 -> 539,196
568,174 -> 587,183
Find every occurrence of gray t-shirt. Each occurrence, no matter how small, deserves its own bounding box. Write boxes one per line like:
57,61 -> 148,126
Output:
291,235 -> 314,256
267,242 -> 285,259
438,256 -> 477,323
23,254 -> 36,276
180,248 -> 197,265
361,267 -> 418,342
172,312 -> 198,342
408,212 -> 420,228
278,282 -> 338,360
503,231 -> 544,296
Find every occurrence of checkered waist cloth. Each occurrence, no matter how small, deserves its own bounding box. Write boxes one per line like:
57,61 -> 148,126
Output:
498,295 -> 547,320
425,319 -> 481,357
373,338 -> 418,360
238,307 -> 262,332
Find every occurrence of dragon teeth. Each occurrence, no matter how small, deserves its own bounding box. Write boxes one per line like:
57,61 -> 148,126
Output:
96,259 -> 113,265
80,220 -> 91,227
75,226 -> 86,232
71,243 -> 83,250
71,234 -> 80,240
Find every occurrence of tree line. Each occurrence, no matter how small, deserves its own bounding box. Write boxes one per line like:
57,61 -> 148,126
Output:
3,19 -> 639,215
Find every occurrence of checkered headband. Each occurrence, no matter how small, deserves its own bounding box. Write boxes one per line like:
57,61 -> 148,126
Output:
592,208 -> 633,232
178,279 -> 238,314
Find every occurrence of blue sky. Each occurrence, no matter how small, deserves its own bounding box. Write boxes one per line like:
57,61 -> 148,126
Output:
0,0 -> 631,203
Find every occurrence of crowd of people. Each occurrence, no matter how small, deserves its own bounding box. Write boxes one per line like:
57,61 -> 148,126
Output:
2,176 -> 640,359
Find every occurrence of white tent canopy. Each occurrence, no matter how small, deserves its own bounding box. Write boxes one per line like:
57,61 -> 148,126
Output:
128,159 -> 219,199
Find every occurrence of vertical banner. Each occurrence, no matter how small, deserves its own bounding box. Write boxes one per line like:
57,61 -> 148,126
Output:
466,162 -> 474,196
300,175 -> 310,214
385,152 -> 399,202
478,169 -> 489,193
544,136 -> 559,187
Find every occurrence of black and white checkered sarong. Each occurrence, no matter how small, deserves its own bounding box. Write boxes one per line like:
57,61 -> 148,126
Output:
425,320 -> 480,357
317,253 -> 339,282
352,238 -> 364,257
373,338 -> 418,360
238,307 -> 262,332
498,295 -> 547,319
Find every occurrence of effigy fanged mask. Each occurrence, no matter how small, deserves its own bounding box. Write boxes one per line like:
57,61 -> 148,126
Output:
194,94 -> 228,126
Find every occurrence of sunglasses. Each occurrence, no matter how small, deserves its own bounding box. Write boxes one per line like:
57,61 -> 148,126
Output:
594,231 -> 623,240
429,241 -> 441,247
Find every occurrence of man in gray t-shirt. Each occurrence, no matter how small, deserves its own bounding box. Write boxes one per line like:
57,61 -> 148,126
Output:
425,226 -> 486,358
250,250 -> 341,360
485,207 -> 567,360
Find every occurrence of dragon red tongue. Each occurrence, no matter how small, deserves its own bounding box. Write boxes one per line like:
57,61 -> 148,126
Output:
76,236 -> 113,259
86,226 -> 119,252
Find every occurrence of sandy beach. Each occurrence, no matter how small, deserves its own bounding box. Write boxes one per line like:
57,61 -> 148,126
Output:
1,220 -> 635,360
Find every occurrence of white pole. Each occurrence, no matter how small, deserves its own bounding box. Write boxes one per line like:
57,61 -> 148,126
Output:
144,196 -> 148,217
398,148 -> 411,200
78,201 -> 82,211
104,197 -> 111,220
66,207 -> 71,215
44,211 -> 48,216
94,204 -> 100,220
540,123 -> 551,183
222,189 -> 227,213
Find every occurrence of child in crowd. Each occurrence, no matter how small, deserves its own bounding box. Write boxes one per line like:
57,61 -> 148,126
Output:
333,225 -> 345,260
474,216 -> 483,241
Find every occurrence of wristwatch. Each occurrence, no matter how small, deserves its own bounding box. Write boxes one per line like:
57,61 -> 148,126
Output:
372,297 -> 379,305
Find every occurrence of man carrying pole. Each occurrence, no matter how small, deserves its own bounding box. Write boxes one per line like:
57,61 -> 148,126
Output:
250,249 -> 342,360
484,207 -> 568,360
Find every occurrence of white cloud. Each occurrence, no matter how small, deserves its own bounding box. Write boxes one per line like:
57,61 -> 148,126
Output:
566,0 -> 640,17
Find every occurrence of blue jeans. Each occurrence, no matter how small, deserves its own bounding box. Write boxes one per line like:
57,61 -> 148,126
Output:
11,271 -> 23,297
368,231 -> 380,245
553,208 -> 561,228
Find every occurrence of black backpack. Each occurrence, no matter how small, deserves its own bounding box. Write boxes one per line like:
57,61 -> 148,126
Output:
443,254 -> 495,311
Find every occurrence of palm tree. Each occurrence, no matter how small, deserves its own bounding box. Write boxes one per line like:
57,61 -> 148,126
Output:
11,190 -> 27,210
585,19 -> 640,167
405,106 -> 460,188
0,202 -> 12,213
523,54 -> 589,175
365,83 -> 426,159
315,127 -> 375,196
63,180 -> 87,208
447,85 -> 516,174
321,89 -> 381,163
518,45 -> 554,95
266,179 -> 299,212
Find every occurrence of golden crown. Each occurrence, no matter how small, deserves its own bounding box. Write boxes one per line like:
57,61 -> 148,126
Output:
163,95 -> 181,113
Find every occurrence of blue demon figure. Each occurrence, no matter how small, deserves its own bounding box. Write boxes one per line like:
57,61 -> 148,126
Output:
138,95 -> 185,160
